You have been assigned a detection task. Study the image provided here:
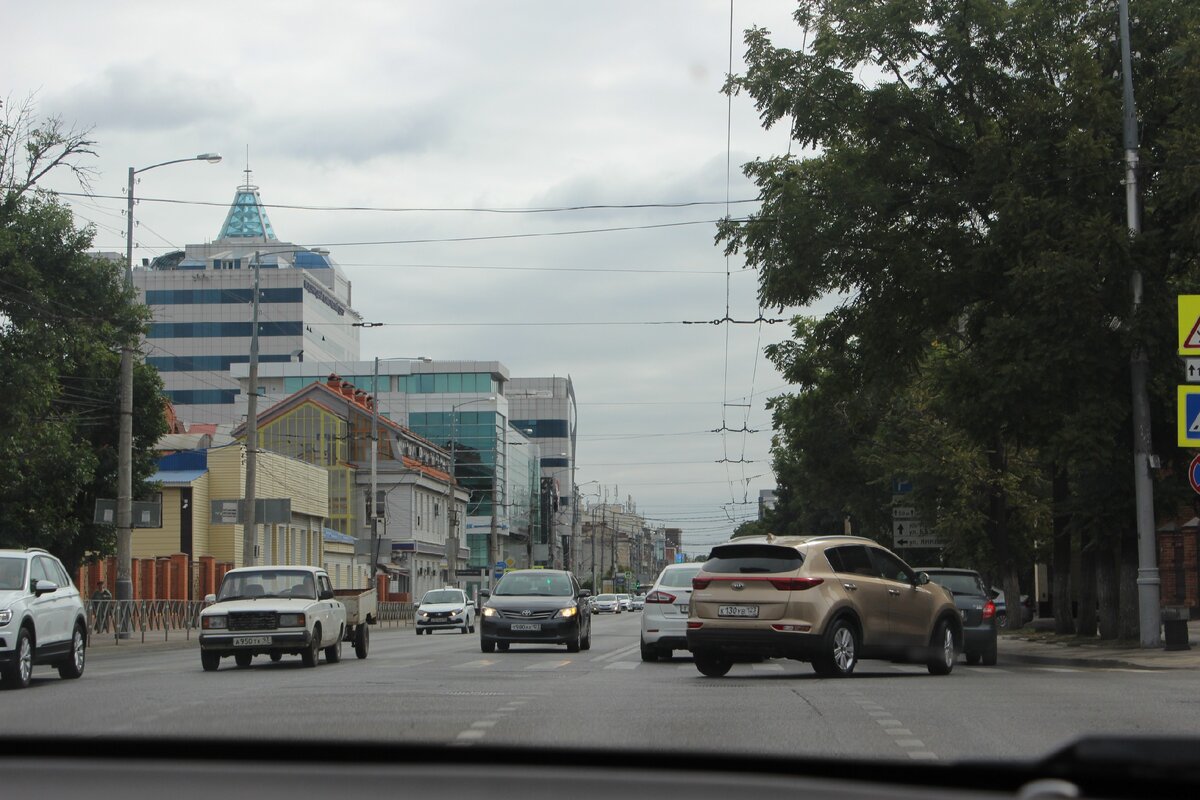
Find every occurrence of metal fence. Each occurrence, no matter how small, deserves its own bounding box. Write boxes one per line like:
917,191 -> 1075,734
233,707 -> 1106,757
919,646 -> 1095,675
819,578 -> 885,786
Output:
86,599 -> 416,643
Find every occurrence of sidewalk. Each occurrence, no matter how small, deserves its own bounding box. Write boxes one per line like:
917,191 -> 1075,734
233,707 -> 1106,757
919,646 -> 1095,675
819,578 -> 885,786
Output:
999,619 -> 1200,670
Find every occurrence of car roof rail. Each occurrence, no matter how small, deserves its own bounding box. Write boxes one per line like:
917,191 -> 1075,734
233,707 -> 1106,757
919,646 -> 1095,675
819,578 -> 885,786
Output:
25,547 -> 50,554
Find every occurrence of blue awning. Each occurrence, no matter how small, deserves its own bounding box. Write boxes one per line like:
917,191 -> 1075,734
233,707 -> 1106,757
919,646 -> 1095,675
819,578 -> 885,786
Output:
150,469 -> 207,485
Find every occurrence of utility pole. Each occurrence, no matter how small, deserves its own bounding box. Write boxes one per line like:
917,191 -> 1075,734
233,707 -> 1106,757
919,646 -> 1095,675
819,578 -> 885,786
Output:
242,251 -> 260,567
1119,0 -> 1161,648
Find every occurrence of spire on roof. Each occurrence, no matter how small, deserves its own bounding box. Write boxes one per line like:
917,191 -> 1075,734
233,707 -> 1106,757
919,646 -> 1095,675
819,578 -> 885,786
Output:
215,150 -> 278,241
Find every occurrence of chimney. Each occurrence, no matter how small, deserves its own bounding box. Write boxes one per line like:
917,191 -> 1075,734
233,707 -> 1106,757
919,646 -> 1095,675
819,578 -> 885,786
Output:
326,374 -> 342,390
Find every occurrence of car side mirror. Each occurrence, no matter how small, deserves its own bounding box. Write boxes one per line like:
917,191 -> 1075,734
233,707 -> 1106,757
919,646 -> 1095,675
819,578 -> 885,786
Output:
34,580 -> 58,596
320,589 -> 334,600
579,589 -> 592,598
480,589 -> 491,599
204,593 -> 217,605
914,572 -> 930,586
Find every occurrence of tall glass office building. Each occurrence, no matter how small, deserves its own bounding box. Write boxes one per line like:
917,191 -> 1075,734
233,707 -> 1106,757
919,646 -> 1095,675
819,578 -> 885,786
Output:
134,177 -> 361,427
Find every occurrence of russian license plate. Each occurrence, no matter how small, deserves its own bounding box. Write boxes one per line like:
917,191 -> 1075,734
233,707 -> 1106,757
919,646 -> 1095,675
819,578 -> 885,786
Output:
510,623 -> 541,632
232,636 -> 271,647
718,605 -> 759,618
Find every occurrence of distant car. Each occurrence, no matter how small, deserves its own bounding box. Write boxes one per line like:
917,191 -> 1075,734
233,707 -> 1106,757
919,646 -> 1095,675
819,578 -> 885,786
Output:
478,569 -> 592,653
0,547 -> 88,689
630,594 -> 645,611
640,562 -> 704,661
918,568 -> 997,666
591,594 -> 621,613
990,588 -> 1035,628
617,593 -> 632,611
416,587 -> 475,635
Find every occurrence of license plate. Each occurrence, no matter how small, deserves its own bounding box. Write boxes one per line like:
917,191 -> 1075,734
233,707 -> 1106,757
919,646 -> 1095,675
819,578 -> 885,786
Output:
718,605 -> 759,618
232,636 -> 271,646
510,623 -> 541,632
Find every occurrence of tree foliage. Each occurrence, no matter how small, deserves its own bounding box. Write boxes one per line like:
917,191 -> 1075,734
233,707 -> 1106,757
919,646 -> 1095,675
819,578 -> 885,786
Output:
720,0 -> 1200,635
0,97 -> 167,571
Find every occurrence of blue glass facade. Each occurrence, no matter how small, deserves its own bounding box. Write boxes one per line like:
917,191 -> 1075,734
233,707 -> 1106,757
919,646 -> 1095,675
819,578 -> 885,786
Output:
148,321 -> 303,338
145,288 -> 302,305
510,419 -> 570,439
397,373 -> 498,394
408,411 -> 504,518
148,354 -> 294,372
164,389 -> 239,405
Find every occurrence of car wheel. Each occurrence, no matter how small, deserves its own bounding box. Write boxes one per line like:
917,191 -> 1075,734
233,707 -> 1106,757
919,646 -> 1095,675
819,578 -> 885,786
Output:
581,626 -> 591,651
200,650 -> 220,672
982,640 -> 998,666
481,638 -> 496,653
325,628 -> 343,663
2,628 -> 34,689
694,651 -> 733,678
813,618 -> 858,678
567,626 -> 581,653
355,624 -> 370,659
301,626 -> 321,668
234,652 -> 253,668
269,653 -> 283,663
58,623 -> 86,680
640,639 -> 658,662
927,619 -> 957,675
965,650 -> 981,666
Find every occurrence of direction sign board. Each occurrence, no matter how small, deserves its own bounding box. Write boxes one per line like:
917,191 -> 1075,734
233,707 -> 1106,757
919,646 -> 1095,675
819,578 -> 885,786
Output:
1178,386 -> 1200,448
892,506 -> 918,521
1189,455 -> 1200,495
1185,358 -> 1200,384
892,520 -> 943,549
1180,295 -> 1200,356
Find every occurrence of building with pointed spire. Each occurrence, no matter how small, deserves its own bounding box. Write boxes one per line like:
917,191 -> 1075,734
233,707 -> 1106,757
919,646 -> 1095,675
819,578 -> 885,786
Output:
133,176 -> 361,427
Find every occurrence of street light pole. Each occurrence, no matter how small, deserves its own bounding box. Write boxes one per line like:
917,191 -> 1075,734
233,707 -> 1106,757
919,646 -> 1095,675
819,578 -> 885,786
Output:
1118,0 -> 1161,648
117,153 -> 220,614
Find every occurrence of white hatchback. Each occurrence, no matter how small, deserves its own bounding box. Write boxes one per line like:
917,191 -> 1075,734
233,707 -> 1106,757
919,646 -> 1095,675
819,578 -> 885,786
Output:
639,562 -> 704,661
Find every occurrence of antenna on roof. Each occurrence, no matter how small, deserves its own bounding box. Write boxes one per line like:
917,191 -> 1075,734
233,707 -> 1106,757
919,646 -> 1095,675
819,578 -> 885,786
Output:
242,145 -> 253,189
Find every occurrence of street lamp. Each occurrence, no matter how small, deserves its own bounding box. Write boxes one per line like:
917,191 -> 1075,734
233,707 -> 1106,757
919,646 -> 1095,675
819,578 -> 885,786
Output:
116,153 -> 221,618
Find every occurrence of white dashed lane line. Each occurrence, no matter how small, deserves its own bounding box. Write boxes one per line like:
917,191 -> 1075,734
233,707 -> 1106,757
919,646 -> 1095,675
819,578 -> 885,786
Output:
845,689 -> 937,761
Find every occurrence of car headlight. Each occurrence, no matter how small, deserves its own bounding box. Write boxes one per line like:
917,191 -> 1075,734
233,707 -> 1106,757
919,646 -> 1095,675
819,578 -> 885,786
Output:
482,607 -> 497,617
417,611 -> 429,618
278,613 -> 306,627
201,615 -> 227,630
451,607 -> 463,615
556,606 -> 577,619
0,609 -> 11,626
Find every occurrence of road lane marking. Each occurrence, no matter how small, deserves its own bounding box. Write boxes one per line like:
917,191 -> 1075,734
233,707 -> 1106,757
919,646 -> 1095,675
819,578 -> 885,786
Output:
524,660 -> 572,671
470,720 -> 497,729
876,719 -> 903,728
884,729 -> 914,736
895,740 -> 925,748
592,643 -> 640,663
605,661 -> 639,670
454,659 -> 497,669
455,730 -> 486,740
908,752 -> 938,760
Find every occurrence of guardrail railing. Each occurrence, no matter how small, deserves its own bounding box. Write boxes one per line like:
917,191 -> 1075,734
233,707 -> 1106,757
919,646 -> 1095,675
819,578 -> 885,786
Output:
87,599 -> 416,643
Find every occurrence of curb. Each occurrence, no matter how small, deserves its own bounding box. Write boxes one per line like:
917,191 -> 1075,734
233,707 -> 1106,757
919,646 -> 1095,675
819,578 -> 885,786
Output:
999,650 -> 1176,671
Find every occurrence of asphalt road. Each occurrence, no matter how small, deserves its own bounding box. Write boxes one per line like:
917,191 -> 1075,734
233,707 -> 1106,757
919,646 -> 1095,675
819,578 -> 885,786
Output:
5,612 -> 1198,763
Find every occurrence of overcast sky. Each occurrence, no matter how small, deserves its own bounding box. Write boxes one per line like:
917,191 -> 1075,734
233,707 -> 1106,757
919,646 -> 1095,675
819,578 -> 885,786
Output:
6,1 -> 819,553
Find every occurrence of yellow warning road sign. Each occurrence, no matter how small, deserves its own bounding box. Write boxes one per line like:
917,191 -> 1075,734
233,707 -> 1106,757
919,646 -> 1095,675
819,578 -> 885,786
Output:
1178,295 -> 1200,355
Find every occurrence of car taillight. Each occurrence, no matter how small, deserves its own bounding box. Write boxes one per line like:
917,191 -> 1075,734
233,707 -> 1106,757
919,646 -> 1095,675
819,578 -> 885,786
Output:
768,577 -> 824,591
692,577 -> 711,590
687,621 -> 703,629
983,600 -> 996,621
645,590 -> 676,604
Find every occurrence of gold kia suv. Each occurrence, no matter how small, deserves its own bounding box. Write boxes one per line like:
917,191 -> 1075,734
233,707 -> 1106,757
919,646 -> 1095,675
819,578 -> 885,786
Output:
686,535 -> 961,678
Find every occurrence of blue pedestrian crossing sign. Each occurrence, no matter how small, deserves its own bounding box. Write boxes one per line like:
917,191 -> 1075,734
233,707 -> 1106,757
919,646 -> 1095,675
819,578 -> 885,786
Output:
1178,386 -> 1200,447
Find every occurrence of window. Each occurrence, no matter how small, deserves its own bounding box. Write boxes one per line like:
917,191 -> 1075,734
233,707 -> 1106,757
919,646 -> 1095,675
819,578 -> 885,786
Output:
825,545 -> 878,577
704,543 -> 803,574
869,547 -> 914,584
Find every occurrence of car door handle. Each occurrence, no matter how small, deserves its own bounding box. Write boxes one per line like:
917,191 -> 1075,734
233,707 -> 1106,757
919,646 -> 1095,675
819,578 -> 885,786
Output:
842,582 -> 857,591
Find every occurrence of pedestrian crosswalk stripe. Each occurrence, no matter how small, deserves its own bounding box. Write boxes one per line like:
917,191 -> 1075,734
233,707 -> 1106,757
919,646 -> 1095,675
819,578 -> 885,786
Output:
605,661 -> 638,670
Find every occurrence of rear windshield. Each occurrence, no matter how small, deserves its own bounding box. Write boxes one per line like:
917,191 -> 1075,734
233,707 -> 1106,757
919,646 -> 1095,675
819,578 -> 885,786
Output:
704,544 -> 803,575
925,572 -> 986,596
595,594 -> 617,601
658,564 -> 703,588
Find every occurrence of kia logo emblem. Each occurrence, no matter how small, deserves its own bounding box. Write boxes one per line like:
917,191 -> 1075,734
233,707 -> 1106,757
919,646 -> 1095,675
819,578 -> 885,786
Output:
521,609 -> 532,616
732,582 -> 745,591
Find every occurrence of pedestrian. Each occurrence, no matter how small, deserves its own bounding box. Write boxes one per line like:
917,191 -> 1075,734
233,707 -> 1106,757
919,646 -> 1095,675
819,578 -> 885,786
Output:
91,580 -> 113,632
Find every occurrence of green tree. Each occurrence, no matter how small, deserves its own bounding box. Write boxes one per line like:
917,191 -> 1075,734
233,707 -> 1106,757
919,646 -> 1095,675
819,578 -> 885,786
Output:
720,1 -> 1200,635
0,97 -> 167,572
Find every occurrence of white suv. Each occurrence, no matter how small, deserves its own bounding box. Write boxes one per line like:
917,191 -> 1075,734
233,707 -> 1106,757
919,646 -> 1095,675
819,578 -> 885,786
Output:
0,548 -> 88,689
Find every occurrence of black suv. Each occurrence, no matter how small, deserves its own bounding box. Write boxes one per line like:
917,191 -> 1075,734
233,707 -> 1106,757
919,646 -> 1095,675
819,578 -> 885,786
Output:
479,569 -> 592,653
917,567 -> 997,666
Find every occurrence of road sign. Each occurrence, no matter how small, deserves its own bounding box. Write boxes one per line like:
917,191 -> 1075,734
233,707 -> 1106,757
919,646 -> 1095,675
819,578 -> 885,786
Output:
1180,296 -> 1200,355
1185,359 -> 1200,384
1190,455 -> 1200,495
1178,386 -> 1200,447
892,506 -> 918,521
892,520 -> 942,549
